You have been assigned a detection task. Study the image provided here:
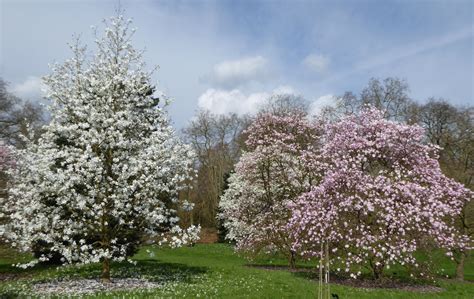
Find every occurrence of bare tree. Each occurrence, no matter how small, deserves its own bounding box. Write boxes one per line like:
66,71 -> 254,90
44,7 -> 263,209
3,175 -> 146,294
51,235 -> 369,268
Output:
336,91 -> 361,115
259,93 -> 309,116
417,98 -> 474,280
182,110 -> 248,229
0,78 -> 44,146
318,91 -> 361,122
360,77 -> 413,121
320,77 -> 415,123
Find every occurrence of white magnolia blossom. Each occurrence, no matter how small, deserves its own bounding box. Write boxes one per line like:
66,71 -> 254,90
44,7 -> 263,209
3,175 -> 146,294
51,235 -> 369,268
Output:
1,15 -> 199,267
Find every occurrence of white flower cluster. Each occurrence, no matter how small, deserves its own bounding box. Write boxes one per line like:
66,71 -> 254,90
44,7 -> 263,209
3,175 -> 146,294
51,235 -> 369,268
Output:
169,225 -> 202,248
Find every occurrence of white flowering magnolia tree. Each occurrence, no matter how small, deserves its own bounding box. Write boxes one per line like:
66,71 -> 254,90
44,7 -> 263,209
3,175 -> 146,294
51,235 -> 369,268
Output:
0,15 -> 199,282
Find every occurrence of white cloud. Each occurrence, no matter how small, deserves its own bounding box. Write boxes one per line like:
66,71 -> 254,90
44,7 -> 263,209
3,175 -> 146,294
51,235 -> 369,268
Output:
309,94 -> 336,116
197,85 -> 297,115
205,56 -> 271,88
303,53 -> 330,73
11,76 -> 46,100
198,88 -> 269,115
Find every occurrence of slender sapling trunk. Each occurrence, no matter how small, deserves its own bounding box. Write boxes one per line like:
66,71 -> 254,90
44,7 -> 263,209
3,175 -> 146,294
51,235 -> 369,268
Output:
101,257 -> 111,283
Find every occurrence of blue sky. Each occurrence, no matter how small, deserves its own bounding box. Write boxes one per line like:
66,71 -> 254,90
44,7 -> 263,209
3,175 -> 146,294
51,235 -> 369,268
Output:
1,0 -> 473,128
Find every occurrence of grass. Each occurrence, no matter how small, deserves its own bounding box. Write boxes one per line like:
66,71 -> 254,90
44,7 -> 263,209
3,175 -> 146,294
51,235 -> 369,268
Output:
0,243 -> 473,298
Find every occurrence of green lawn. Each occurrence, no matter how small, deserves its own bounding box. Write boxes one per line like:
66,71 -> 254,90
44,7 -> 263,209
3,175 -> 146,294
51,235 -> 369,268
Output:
0,244 -> 473,298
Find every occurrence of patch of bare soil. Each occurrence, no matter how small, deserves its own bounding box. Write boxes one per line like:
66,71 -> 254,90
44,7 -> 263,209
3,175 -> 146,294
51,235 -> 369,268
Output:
249,265 -> 443,293
330,276 -> 443,293
250,265 -> 313,273
198,228 -> 218,244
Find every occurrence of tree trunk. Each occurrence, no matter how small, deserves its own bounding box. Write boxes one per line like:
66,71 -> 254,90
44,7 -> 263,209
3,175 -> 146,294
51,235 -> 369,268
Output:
289,250 -> 296,269
456,251 -> 466,281
101,257 -> 111,283
372,263 -> 384,280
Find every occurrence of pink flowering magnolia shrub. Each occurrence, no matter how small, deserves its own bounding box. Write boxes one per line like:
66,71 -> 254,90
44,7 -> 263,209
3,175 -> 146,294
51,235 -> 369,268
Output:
289,108 -> 472,279
219,112 -> 323,267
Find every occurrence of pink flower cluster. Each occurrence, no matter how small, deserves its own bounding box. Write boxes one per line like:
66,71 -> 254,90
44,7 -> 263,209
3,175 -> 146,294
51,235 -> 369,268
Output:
288,108 -> 472,277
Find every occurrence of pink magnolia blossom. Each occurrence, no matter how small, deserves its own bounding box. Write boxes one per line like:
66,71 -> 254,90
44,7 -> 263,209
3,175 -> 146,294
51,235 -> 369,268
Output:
289,107 -> 472,278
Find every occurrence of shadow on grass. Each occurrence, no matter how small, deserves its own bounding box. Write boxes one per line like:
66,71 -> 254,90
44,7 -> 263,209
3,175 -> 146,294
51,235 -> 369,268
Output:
246,261 -> 442,292
44,259 -> 209,285
0,256 -> 208,284
1,259 -> 209,297
0,262 -> 59,282
112,259 -> 208,283
1,244 -> 207,284
246,263 -> 314,272
292,270 -> 443,292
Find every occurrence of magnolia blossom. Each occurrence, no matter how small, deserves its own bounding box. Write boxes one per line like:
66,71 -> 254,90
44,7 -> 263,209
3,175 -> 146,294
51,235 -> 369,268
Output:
219,112 -> 323,266
1,15 -> 199,280
289,107 -> 472,278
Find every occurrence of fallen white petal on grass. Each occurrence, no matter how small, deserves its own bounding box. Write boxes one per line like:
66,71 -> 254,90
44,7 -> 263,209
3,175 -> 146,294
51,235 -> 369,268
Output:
32,278 -> 161,295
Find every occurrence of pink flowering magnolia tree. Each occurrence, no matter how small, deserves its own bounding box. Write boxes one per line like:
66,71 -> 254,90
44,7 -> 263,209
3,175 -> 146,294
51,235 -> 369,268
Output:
219,111 -> 323,267
289,108 -> 473,279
